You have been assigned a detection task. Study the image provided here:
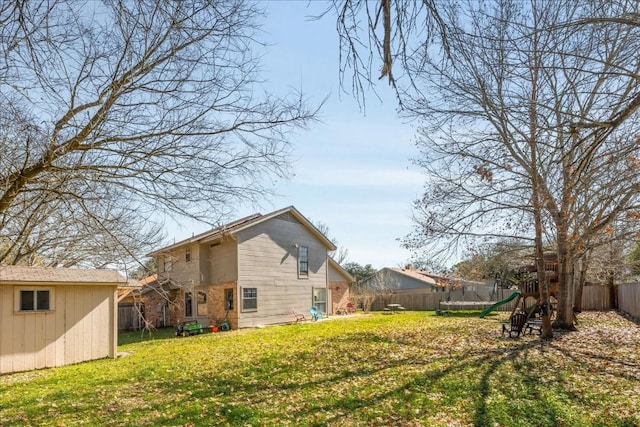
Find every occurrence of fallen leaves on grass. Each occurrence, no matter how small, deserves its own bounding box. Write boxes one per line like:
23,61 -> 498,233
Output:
1,311 -> 639,427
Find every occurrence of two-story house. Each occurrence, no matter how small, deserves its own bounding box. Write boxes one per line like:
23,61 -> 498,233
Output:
145,206 -> 351,329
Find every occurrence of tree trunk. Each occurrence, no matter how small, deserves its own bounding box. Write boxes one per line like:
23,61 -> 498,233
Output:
535,234 -> 552,338
531,175 -> 552,338
526,18 -> 553,339
573,255 -> 587,312
607,270 -> 618,309
554,232 -> 576,330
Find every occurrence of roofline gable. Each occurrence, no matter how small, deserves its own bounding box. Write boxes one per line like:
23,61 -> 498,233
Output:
229,206 -> 336,251
148,206 -> 337,256
328,258 -> 355,283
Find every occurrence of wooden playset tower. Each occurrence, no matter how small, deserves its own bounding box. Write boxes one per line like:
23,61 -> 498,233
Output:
511,252 -> 559,317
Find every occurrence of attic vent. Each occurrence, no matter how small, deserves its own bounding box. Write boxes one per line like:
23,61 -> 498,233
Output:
210,242 -> 221,247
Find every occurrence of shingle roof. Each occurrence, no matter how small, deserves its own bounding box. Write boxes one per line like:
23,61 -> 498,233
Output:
389,268 -> 439,286
149,205 -> 336,255
0,265 -> 127,285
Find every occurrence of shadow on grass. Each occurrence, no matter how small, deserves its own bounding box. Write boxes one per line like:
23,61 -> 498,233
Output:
473,339 -> 563,426
4,316 -> 637,427
141,332 -> 565,426
432,310 -> 489,318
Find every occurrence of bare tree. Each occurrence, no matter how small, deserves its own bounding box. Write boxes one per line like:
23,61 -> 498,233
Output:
398,0 -> 640,332
312,220 -> 350,264
0,1 -> 318,270
322,0 -> 448,108
353,267 -> 398,311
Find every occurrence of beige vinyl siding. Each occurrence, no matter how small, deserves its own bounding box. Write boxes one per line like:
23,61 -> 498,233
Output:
0,284 -> 116,375
158,244 -> 202,287
208,240 -> 238,284
236,217 -> 328,328
329,265 -> 346,282
199,244 -> 210,284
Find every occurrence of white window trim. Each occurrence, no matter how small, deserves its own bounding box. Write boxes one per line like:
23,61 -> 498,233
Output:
241,287 -> 258,312
298,246 -> 309,278
14,287 -> 55,313
196,290 -> 208,317
312,287 -> 327,312
225,288 -> 234,310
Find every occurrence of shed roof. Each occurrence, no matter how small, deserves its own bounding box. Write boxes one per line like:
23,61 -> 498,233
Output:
0,265 -> 127,285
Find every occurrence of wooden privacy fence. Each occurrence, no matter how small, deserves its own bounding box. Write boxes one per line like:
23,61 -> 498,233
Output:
368,285 -> 618,312
581,285 -> 611,311
618,282 -> 640,319
118,303 -> 144,330
370,290 -> 443,311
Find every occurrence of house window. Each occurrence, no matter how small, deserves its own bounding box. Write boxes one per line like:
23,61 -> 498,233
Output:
298,246 -> 309,277
18,289 -> 52,312
225,288 -> 234,310
242,287 -> 257,311
184,292 -> 193,317
197,291 -> 207,317
164,255 -> 173,272
185,247 -> 191,263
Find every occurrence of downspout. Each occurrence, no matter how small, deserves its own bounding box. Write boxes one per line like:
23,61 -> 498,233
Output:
326,250 -> 330,317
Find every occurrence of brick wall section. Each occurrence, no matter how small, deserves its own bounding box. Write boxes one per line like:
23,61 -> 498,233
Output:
329,281 -> 350,314
140,289 -> 180,328
141,283 -> 239,330
206,281 -> 238,330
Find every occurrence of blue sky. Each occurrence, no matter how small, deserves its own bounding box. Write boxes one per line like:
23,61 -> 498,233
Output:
167,1 -> 425,269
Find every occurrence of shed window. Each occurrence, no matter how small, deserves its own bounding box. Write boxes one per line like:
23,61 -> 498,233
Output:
19,289 -> 51,312
242,287 -> 257,311
185,247 -> 191,263
298,246 -> 309,278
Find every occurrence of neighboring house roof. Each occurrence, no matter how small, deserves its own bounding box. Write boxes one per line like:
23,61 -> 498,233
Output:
389,268 -> 439,286
148,205 -> 337,255
328,258 -> 355,283
139,274 -> 158,286
139,275 -> 182,295
359,267 -> 442,291
0,265 -> 127,285
118,279 -> 143,302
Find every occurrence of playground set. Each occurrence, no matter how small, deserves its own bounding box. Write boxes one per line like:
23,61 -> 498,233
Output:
479,253 -> 559,334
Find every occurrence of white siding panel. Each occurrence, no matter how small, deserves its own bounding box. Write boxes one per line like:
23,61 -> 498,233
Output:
236,217 -> 328,328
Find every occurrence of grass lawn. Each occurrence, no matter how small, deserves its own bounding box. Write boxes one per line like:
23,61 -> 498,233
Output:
1,311 -> 639,426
